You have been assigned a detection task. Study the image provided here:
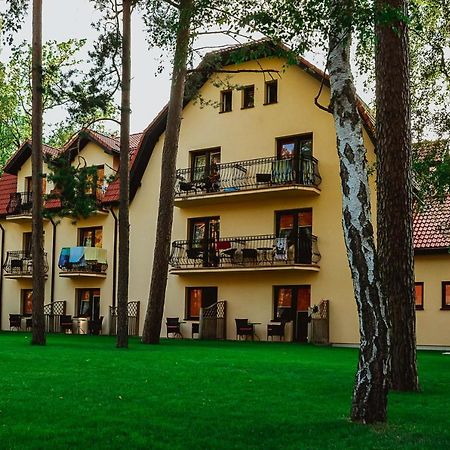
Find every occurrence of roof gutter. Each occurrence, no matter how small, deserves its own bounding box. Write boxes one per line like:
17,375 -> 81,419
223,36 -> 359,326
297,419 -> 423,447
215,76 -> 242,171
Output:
110,207 -> 118,309
0,224 -> 4,328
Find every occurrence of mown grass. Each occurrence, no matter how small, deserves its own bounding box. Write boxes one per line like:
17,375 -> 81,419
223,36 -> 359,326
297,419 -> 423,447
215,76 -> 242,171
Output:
0,332 -> 449,449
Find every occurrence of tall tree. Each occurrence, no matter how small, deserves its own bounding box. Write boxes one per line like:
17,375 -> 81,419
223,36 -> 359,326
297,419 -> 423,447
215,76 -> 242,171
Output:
328,1 -> 390,422
142,0 -> 193,344
117,0 -> 132,348
31,0 -> 45,345
375,0 -> 419,391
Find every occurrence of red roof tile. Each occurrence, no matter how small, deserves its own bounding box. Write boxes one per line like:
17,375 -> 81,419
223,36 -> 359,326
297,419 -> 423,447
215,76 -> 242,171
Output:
413,197 -> 450,250
0,173 -> 18,215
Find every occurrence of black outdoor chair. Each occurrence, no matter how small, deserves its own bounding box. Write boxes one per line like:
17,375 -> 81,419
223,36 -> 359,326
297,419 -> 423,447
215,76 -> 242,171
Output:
9,314 -> 22,331
60,315 -> 73,334
235,318 -> 254,340
166,317 -> 183,338
267,320 -> 286,341
25,317 -> 32,331
192,322 -> 199,339
88,316 -> 104,335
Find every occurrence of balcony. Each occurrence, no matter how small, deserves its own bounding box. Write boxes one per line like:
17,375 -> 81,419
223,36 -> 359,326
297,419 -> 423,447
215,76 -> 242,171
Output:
58,247 -> 108,278
174,155 -> 321,206
169,234 -> 321,274
3,251 -> 49,278
6,192 -> 34,221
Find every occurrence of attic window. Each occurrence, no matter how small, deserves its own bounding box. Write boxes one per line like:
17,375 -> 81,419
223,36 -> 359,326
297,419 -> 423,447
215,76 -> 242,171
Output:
242,85 -> 255,109
265,80 -> 278,105
220,90 -> 232,113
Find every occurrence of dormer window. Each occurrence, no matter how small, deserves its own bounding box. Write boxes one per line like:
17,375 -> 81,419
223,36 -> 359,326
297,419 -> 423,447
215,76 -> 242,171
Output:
220,90 -> 232,113
242,85 -> 255,109
265,80 -> 278,105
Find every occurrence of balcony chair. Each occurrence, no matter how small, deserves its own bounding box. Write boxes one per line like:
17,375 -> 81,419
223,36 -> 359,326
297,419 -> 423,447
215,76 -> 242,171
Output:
10,258 -> 23,273
235,318 -> 254,340
60,315 -> 73,334
9,314 -> 22,331
256,173 -> 271,184
191,322 -> 199,339
166,317 -> 183,338
242,248 -> 258,265
186,248 -> 204,267
88,316 -> 104,335
267,320 -> 286,341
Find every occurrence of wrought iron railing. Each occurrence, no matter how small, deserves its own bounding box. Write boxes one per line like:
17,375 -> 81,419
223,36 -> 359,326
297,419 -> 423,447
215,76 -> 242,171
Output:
3,250 -> 49,275
169,234 -> 321,269
109,301 -> 140,336
58,247 -> 108,274
6,191 -> 33,215
175,155 -> 321,197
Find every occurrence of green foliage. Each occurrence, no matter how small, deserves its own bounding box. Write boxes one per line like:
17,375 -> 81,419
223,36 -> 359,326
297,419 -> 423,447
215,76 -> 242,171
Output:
0,0 -> 29,45
44,154 -> 101,220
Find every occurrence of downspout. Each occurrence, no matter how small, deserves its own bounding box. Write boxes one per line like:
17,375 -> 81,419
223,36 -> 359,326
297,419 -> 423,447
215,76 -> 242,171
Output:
110,207 -> 118,309
0,223 -> 5,329
49,217 -> 57,304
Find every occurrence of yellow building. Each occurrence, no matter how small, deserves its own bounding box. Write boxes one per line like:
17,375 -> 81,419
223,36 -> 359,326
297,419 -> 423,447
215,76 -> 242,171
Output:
1,41 -> 449,347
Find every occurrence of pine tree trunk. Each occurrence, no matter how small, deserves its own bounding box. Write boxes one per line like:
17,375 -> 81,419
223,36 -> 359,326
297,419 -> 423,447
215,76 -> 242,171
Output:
375,0 -> 419,391
328,9 -> 389,423
142,0 -> 193,344
117,0 -> 132,348
31,0 -> 46,346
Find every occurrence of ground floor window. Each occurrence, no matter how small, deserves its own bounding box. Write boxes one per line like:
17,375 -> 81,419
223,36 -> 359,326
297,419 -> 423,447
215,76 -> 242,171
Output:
415,282 -> 424,310
76,288 -> 100,319
442,282 -> 450,310
186,287 -> 217,320
21,289 -> 33,316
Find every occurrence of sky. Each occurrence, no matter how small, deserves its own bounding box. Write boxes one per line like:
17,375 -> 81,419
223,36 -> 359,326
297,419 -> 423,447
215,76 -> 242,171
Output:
0,1 -> 370,137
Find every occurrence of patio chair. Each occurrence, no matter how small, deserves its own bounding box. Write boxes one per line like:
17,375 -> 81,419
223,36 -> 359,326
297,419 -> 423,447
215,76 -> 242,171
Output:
60,315 -> 73,334
88,316 -> 103,335
166,317 -> 183,338
25,317 -> 32,331
9,314 -> 22,331
235,318 -> 254,340
267,320 -> 286,341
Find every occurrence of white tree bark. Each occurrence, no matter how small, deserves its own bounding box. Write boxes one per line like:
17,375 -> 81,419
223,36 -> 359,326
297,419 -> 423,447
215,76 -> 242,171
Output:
328,22 -> 390,423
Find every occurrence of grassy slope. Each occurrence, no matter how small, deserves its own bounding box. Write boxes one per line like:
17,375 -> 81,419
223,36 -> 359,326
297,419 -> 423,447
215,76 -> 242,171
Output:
0,333 -> 449,450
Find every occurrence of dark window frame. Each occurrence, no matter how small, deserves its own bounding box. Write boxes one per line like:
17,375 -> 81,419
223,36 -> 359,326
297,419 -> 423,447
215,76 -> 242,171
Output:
264,80 -> 278,105
441,281 -> 450,310
189,147 -> 221,182
185,286 -> 218,320
415,282 -> 424,310
241,85 -> 255,109
76,288 -> 101,318
220,90 -> 232,113
78,226 -> 103,248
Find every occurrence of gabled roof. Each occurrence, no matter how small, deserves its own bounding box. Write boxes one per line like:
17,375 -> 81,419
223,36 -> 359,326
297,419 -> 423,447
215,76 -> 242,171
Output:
131,40 -> 376,204
3,141 -> 60,175
0,173 -> 18,215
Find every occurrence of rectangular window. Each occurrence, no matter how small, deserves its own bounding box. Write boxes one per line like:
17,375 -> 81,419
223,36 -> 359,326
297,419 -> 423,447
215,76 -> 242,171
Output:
220,90 -> 232,113
190,148 -> 221,183
242,85 -> 255,109
78,227 -> 103,248
415,282 -> 424,310
25,175 -> 46,194
76,288 -> 101,318
442,282 -> 450,310
265,80 -> 278,104
22,289 -> 33,316
85,165 -> 105,198
23,232 -> 32,256
186,287 -> 217,320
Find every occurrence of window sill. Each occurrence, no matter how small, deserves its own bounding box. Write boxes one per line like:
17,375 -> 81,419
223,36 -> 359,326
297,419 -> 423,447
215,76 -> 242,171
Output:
440,307 -> 450,311
415,307 -> 424,311
263,101 -> 278,106
241,105 -> 255,110
219,110 -> 232,114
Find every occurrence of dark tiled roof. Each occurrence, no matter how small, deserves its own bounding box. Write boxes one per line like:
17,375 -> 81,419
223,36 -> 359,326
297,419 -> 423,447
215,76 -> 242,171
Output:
0,173 -> 18,215
413,197 -> 450,251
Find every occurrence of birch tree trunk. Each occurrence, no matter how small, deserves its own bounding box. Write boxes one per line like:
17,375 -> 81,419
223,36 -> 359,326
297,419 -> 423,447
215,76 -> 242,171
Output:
31,0 -> 46,346
328,9 -> 389,423
117,0 -> 132,348
142,0 -> 193,344
375,0 -> 419,391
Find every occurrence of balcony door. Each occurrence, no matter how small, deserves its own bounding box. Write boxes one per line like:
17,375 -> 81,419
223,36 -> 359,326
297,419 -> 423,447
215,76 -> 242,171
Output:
189,217 -> 220,267
77,288 -> 100,320
274,285 -> 311,342
190,148 -> 221,190
276,209 -> 312,264
276,135 -> 313,184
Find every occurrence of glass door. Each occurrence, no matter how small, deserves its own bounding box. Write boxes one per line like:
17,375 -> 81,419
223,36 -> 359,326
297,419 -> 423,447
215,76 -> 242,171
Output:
276,135 -> 313,184
276,209 -> 312,264
189,217 -> 220,266
191,148 -> 221,189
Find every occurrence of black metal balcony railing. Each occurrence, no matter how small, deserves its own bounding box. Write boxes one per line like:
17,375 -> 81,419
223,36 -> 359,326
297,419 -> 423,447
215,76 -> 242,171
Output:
169,234 -> 321,269
6,191 -> 33,215
58,247 -> 108,274
3,250 -> 49,275
175,155 -> 321,197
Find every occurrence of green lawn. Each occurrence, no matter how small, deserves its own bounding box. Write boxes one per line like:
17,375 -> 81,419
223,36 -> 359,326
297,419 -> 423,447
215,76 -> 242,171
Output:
1,333 -> 449,450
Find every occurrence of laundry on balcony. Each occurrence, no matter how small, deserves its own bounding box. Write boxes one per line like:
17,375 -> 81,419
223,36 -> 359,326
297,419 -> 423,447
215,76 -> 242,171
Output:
84,247 -> 107,265
59,247 -> 108,274
68,246 -> 86,264
58,247 -> 70,267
